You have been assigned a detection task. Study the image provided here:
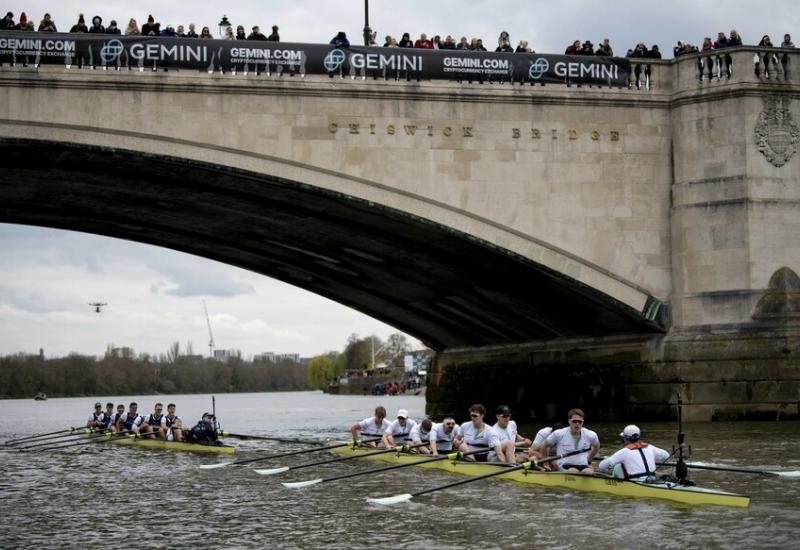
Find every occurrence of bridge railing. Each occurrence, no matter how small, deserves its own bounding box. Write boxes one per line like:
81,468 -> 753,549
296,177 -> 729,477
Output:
674,46 -> 797,87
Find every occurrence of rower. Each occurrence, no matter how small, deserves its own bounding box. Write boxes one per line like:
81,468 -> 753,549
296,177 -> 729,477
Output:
597,425 -> 670,481
86,402 -> 106,430
429,417 -> 461,455
408,418 -> 433,454
103,402 -> 114,424
350,406 -> 390,447
527,423 -> 565,469
160,403 -> 183,441
382,409 -> 418,448
492,405 -> 531,463
108,403 -> 125,433
184,413 -> 220,445
456,404 -> 505,462
540,408 -> 600,474
118,402 -> 140,434
133,403 -> 164,437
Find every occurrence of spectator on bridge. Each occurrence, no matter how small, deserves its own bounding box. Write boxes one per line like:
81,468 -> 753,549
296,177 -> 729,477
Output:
398,32 -> 413,48
628,41 -> 649,57
387,37 -> 398,47
648,44 -> 662,59
728,30 -> 742,47
175,25 -> 186,37
161,24 -> 176,37
330,31 -> 350,48
701,36 -> 714,52
781,34 -> 795,48
758,35 -> 774,47
0,11 -> 13,30
107,20 -> 121,35
596,38 -> 613,56
565,40 -> 581,55
474,38 -> 487,51
713,31 -> 728,49
442,35 -> 456,49
516,40 -> 532,53
432,35 -> 441,49
368,31 -> 378,46
456,36 -> 470,50
88,15 -> 105,34
199,26 -> 213,39
248,26 -> 267,40
581,40 -> 595,55
15,12 -> 30,31
498,30 -> 510,47
268,25 -> 280,41
124,18 -> 139,35
69,14 -> 87,33
414,33 -> 433,48
222,25 -> 234,40
382,34 -> 393,47
185,23 -> 198,38
38,13 -> 57,32
236,25 -> 246,40
141,15 -> 158,36
496,39 -> 513,53
674,40 -> 687,56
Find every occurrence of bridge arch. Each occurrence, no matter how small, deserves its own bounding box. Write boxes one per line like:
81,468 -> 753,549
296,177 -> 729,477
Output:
0,137 -> 665,349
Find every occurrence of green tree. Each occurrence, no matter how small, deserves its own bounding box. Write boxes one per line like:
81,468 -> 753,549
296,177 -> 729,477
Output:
308,354 -> 337,389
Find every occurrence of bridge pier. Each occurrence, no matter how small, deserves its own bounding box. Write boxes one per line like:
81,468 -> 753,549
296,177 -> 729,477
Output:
426,324 -> 800,422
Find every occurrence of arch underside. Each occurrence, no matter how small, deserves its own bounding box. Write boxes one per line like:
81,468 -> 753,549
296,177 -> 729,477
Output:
0,140 -> 664,350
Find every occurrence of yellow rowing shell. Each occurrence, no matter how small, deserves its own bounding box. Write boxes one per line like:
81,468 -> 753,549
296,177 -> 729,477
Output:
89,434 -> 236,454
331,445 -> 750,508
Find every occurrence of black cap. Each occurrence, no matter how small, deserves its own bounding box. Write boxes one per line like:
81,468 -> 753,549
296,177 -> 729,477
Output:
202,412 -> 214,418
106,402 -> 114,407
495,405 -> 512,415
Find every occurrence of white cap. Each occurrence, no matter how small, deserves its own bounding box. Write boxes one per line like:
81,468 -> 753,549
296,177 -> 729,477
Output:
397,409 -> 409,419
620,424 -> 641,441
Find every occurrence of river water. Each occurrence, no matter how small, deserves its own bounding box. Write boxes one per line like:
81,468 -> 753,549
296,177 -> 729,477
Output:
1,391 -> 798,549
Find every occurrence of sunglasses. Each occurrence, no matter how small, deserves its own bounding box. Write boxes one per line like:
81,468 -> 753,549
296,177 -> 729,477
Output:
570,419 -> 584,424
499,414 -> 511,418
469,413 -> 481,418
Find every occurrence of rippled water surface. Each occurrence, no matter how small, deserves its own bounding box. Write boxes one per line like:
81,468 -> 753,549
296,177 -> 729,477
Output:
1,392 -> 799,549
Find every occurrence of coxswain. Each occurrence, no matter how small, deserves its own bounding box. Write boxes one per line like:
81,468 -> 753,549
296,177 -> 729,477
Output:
184,413 -> 220,445
350,406 -> 390,447
492,405 -> 532,463
526,422 -> 565,469
133,402 -> 164,437
456,404 -> 505,462
408,418 -> 433,454
108,403 -> 125,433
117,402 -> 140,433
597,425 -> 670,480
429,417 -> 460,455
160,403 -> 183,441
381,408 -> 418,448
86,402 -> 106,430
540,408 -> 600,473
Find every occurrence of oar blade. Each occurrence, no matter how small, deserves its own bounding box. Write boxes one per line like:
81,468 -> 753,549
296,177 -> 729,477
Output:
282,478 -> 323,489
366,493 -> 414,506
253,466 -> 290,476
775,471 -> 800,478
198,461 -> 235,470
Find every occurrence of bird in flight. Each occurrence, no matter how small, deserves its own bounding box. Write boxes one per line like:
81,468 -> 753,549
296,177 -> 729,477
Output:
88,302 -> 108,313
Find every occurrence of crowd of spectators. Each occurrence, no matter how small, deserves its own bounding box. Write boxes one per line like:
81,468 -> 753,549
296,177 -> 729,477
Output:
0,11 -> 798,62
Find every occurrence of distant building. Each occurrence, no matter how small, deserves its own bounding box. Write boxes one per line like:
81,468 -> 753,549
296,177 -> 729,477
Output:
256,352 -> 301,363
213,349 -> 239,362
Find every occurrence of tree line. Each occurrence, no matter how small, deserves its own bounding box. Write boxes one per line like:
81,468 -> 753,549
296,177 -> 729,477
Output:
0,342 -> 310,398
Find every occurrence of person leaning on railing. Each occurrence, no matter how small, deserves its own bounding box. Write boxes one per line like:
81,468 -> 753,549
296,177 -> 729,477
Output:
38,12 -> 57,32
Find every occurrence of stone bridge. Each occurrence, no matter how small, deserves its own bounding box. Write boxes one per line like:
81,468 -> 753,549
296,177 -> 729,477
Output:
1,46 -> 798,420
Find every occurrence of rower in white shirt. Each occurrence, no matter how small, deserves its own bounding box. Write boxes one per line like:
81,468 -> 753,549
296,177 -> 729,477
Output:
382,409 -> 418,448
133,402 -> 164,437
117,402 -> 140,434
107,403 -> 125,433
540,408 -> 600,473
86,402 -> 106,430
160,403 -> 183,441
457,404 -> 505,463
408,418 -> 433,454
491,405 -> 532,463
430,418 -> 461,455
598,425 -> 670,480
526,423 -> 565,469
350,406 -> 390,447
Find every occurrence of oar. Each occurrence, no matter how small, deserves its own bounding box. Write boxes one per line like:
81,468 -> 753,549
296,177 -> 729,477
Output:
367,447 -> 592,505
281,447 -> 493,489
198,437 -> 382,470
220,431 -> 320,445
7,427 -> 83,445
254,442 -> 430,476
24,430 -> 118,452
665,461 -> 800,478
15,428 -> 105,450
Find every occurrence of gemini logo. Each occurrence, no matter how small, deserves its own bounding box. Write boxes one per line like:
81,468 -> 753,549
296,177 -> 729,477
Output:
100,39 -> 124,63
324,48 -> 347,71
528,58 -> 549,80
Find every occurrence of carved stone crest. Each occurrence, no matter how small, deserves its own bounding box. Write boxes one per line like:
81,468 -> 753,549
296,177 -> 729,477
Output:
755,96 -> 799,167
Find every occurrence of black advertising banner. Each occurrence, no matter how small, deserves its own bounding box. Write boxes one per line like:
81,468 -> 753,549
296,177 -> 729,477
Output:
0,32 -> 631,86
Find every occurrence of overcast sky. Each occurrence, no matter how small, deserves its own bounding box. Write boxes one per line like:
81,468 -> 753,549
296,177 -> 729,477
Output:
2,1 -> 798,358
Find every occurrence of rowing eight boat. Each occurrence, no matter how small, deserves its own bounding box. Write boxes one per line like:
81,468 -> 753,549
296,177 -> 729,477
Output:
330,444 -> 750,508
89,433 -> 236,454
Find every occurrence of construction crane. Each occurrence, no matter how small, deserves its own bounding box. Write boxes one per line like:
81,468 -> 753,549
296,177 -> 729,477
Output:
202,300 -> 215,358
88,302 -> 107,313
